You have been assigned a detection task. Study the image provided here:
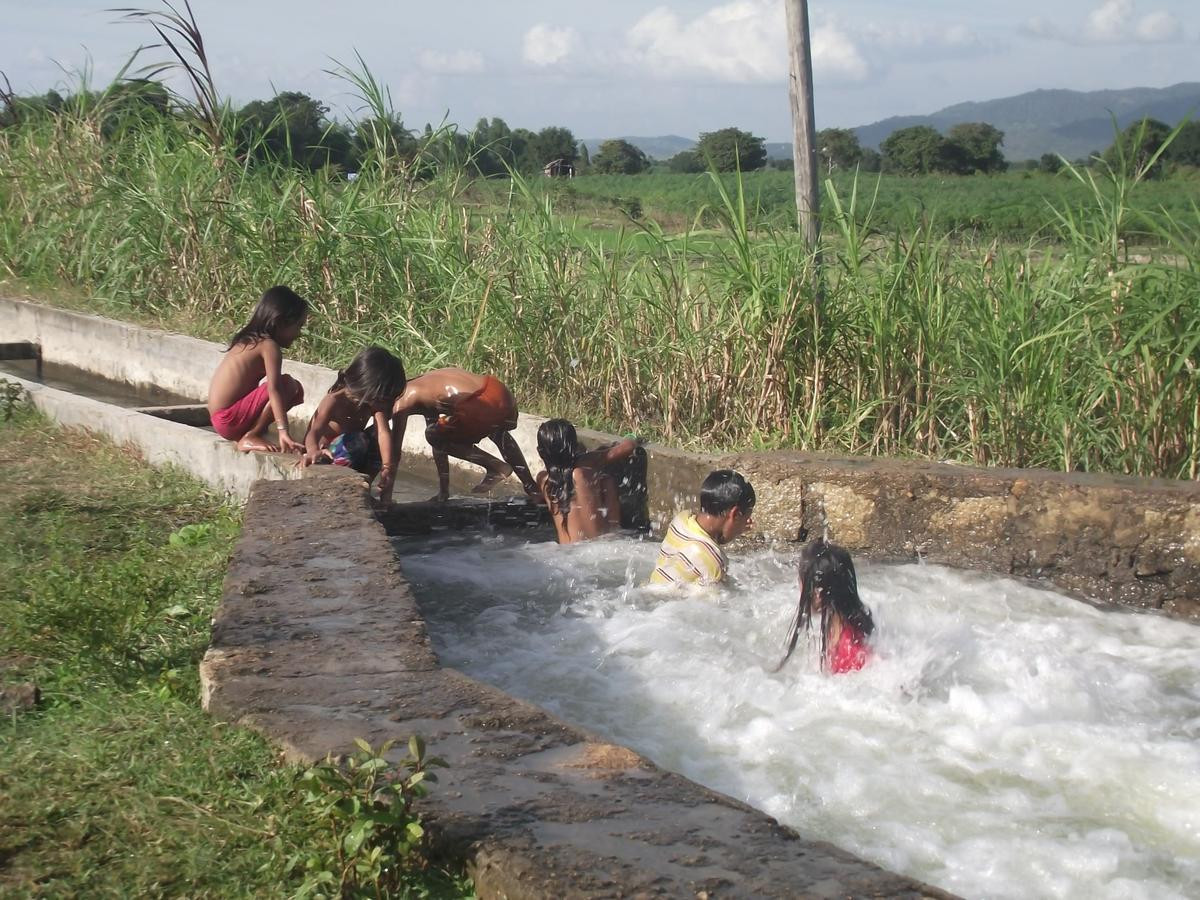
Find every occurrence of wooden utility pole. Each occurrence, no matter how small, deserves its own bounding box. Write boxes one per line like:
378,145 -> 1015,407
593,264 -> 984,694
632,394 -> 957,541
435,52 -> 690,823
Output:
784,0 -> 820,248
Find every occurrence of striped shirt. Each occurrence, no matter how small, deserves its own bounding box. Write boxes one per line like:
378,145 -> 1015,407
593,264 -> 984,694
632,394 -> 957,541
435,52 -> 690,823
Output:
649,512 -> 727,586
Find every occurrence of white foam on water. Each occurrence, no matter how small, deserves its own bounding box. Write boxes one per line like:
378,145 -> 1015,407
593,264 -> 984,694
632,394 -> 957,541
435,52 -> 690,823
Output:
399,532 -> 1200,900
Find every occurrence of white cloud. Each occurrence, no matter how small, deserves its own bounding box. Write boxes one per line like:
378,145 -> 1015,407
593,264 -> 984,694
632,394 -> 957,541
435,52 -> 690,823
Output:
522,23 -> 578,67
1023,0 -> 1182,44
626,2 -> 868,84
1135,10 -> 1183,42
417,49 -> 484,75
812,23 -> 871,83
862,22 -> 981,52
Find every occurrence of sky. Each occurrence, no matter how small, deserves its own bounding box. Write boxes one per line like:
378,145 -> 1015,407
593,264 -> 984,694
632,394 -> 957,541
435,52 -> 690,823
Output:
2,1 -> 1196,141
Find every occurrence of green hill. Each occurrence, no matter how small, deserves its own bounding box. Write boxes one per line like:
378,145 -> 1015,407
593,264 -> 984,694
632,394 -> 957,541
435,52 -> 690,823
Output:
853,82 -> 1200,161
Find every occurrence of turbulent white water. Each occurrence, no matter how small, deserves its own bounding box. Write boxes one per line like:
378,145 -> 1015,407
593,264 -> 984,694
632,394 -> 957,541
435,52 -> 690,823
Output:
399,532 -> 1200,900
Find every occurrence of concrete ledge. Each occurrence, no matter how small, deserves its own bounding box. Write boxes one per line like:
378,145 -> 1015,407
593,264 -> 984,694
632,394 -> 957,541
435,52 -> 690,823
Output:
722,451 -> 1200,618
133,403 -> 213,427
11,375 -> 297,495
201,469 -> 952,899
0,296 -> 548,481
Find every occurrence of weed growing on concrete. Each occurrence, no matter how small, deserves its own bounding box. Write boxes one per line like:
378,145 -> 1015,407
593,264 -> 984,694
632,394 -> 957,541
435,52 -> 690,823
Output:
291,736 -> 448,898
0,377 -> 26,420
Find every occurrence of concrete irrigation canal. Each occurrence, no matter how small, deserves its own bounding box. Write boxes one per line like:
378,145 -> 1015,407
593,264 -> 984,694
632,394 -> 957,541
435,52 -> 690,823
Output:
5,296 -> 1199,898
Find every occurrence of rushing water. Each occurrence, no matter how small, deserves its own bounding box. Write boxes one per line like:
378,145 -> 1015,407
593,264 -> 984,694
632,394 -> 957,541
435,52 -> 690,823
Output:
399,531 -> 1200,900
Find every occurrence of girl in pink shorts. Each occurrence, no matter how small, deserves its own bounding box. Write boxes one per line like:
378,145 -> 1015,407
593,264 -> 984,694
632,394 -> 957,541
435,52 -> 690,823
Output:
207,286 -> 308,453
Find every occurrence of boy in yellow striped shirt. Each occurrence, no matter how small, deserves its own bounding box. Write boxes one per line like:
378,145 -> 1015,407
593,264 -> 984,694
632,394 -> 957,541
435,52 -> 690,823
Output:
650,470 -> 756,586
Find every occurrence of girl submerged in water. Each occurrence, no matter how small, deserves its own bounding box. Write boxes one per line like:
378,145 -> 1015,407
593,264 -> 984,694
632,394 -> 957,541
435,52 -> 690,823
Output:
536,418 -> 637,544
775,540 -> 875,674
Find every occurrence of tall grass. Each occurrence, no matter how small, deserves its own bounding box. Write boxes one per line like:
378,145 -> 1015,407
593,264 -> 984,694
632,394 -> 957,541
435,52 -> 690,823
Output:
0,73 -> 1197,478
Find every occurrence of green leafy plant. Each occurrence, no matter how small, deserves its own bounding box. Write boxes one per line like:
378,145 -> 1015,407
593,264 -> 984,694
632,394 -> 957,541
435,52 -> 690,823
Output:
1,378 -> 27,421
291,736 -> 447,898
168,521 -> 214,547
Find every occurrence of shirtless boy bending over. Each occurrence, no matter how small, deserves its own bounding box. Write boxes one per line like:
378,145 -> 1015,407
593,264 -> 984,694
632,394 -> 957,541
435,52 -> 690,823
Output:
391,368 -> 538,501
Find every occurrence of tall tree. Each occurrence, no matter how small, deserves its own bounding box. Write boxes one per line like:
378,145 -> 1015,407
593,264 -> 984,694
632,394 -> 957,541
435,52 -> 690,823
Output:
591,138 -> 650,175
468,116 -> 515,177
352,113 -> 417,171
0,89 -> 64,129
531,126 -> 579,168
1103,118 -> 1172,178
815,127 -> 862,173
881,125 -> 944,175
667,149 -> 705,173
696,127 -> 767,172
944,122 -> 1007,174
1039,153 -> 1063,174
1166,120 -> 1200,167
237,91 -> 351,170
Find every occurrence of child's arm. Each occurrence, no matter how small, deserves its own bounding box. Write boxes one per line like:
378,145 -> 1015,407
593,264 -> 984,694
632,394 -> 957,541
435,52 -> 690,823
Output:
578,437 -> 638,469
301,395 -> 336,466
374,409 -> 398,504
261,340 -> 304,454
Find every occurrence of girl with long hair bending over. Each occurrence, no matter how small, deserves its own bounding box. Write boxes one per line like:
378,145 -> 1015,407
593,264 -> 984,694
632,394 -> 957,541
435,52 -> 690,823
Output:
775,540 -> 875,674
536,418 -> 637,544
301,346 -> 407,503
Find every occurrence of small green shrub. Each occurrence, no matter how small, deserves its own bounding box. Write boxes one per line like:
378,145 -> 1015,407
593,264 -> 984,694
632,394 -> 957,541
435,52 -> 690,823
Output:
1,377 -> 27,420
291,736 -> 447,898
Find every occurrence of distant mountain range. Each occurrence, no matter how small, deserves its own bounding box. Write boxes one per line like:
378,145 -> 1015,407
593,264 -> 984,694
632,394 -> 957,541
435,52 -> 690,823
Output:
585,82 -> 1200,163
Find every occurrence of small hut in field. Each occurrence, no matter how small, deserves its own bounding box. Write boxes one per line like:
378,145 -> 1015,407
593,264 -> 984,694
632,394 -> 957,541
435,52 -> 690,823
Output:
542,158 -> 575,178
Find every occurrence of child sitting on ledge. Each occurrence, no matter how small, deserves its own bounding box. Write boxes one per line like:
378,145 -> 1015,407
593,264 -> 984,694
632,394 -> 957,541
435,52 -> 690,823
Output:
775,540 -> 875,674
207,285 -> 308,453
301,346 -> 407,504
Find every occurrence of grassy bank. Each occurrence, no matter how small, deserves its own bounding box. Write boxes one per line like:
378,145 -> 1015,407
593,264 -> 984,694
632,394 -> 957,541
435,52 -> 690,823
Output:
1,93 -> 1198,479
0,402 -> 470,898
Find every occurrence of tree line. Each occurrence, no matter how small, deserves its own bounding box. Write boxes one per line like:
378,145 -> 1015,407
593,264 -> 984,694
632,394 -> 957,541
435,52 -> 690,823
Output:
3,80 -> 1197,179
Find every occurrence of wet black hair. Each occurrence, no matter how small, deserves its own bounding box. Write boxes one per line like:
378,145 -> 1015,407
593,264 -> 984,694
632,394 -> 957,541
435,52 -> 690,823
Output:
328,345 -> 407,410
776,540 -> 874,672
227,285 -> 308,349
698,469 -> 756,517
537,418 -> 582,526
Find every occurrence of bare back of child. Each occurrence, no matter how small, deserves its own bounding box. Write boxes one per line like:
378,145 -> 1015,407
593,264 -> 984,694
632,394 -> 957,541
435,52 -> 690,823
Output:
302,346 -> 407,503
391,367 -> 538,501
207,286 -> 308,453
536,419 -> 636,544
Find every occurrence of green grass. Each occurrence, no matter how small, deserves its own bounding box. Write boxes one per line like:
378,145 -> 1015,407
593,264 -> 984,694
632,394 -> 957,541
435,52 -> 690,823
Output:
1,75 -> 1198,480
496,168 -> 1200,241
0,403 -> 472,898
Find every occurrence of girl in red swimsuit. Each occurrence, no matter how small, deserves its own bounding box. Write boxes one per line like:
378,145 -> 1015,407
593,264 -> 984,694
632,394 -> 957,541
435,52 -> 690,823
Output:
775,540 -> 875,674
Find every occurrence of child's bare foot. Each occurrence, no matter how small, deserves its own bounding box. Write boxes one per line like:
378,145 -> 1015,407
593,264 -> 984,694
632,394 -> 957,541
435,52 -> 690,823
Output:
472,464 -> 513,493
237,433 -> 280,453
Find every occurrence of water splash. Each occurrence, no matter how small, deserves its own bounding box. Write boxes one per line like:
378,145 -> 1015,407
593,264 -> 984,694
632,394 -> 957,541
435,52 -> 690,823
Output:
399,533 -> 1200,900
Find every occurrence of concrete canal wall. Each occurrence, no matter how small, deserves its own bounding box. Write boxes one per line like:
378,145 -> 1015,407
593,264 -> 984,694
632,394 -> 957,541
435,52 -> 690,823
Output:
3,296 -> 1198,616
